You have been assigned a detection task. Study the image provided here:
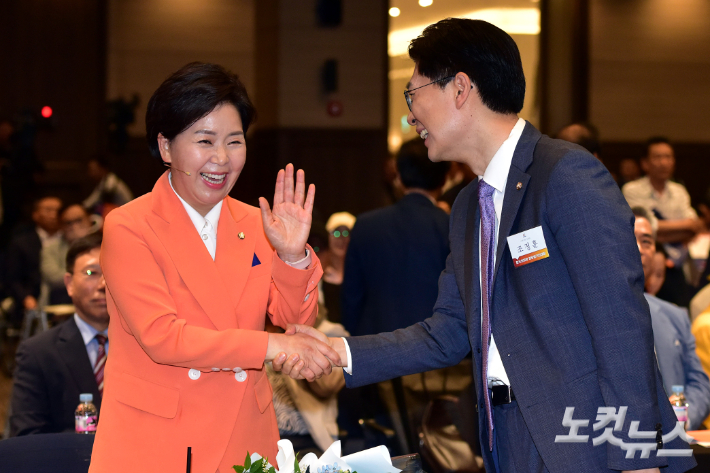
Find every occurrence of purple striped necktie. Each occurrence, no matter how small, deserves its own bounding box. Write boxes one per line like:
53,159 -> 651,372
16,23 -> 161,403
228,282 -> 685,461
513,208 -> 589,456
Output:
478,180 -> 496,451
94,334 -> 108,397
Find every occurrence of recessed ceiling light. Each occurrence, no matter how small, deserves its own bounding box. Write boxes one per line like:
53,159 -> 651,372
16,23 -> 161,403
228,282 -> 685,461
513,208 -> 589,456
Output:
419,0 -> 433,7
389,7 -> 401,17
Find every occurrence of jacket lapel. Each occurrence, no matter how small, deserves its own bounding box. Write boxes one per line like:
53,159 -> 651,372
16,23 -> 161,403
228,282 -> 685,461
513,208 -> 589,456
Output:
492,122 -> 541,284
146,173 -> 234,331
214,198 -> 257,324
57,318 -> 101,407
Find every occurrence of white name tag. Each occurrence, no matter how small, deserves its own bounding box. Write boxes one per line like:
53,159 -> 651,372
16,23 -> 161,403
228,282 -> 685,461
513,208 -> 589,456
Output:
506,226 -> 549,268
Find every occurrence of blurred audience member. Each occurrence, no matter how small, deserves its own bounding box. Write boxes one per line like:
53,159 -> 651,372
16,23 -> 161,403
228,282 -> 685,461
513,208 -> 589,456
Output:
83,155 -> 133,217
438,162 -> 476,213
10,233 -> 107,436
618,158 -> 642,188
556,122 -> 601,160
41,203 -> 94,305
341,138 -> 450,336
265,312 -> 347,455
624,137 -> 701,307
692,188 -> 710,291
319,212 -> 356,324
633,207 -> 710,430
645,243 -> 669,297
623,137 -> 701,243
4,196 -> 62,323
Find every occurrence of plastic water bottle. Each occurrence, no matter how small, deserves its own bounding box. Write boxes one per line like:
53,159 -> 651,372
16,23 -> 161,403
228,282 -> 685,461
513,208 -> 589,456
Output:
75,393 -> 98,434
671,385 -> 689,430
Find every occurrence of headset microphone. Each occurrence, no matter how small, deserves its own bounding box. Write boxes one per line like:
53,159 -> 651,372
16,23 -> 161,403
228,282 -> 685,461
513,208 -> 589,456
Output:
163,162 -> 192,176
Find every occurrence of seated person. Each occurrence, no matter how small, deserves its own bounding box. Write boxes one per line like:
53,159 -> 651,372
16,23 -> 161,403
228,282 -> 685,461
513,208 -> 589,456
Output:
4,196 -> 62,323
10,233 -> 108,436
633,206 -> 710,430
41,203 -> 94,305
645,243 -> 670,297
265,309 -> 347,455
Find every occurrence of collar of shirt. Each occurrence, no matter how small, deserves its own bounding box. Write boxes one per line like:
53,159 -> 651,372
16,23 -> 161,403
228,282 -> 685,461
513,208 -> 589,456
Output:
36,226 -> 60,248
169,172 -> 222,258
638,176 -> 669,200
74,313 -> 108,347
479,117 -> 526,195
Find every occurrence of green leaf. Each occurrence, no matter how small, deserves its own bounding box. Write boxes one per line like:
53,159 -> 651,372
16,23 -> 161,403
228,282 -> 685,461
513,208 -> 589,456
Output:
244,452 -> 252,470
268,467 -> 276,473
294,458 -> 301,473
233,466 -> 245,473
250,458 -> 263,473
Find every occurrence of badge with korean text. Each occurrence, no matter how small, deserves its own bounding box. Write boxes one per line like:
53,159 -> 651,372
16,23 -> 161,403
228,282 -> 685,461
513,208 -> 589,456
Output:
507,226 -> 549,268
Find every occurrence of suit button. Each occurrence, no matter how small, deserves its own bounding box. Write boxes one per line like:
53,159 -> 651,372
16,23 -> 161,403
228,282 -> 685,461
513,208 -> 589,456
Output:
235,371 -> 247,382
477,348 -> 481,353
188,369 -> 201,380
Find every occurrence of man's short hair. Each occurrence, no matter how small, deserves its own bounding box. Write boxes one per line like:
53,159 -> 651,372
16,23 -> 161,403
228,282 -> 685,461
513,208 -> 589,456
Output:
631,206 -> 657,239
644,136 -> 672,158
396,138 -> 450,191
408,18 -> 525,114
556,122 -> 601,156
66,232 -> 103,273
58,202 -> 88,219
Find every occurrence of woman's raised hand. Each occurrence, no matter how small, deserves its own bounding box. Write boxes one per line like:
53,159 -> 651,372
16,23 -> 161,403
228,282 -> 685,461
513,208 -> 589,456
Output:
259,164 -> 315,262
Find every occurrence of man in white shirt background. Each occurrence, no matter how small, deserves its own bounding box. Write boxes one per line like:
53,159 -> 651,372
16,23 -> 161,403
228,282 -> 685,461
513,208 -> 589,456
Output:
623,137 -> 703,307
10,232 -> 108,436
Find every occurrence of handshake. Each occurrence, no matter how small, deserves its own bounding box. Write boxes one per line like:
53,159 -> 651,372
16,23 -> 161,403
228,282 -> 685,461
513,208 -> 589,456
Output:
265,324 -> 347,381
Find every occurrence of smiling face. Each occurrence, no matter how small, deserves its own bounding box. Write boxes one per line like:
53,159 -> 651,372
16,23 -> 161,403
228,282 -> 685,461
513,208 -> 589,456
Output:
159,103 -> 246,216
405,67 -> 461,163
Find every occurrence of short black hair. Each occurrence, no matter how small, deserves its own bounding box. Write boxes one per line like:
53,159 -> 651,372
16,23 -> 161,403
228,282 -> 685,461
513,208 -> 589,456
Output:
556,122 -> 601,156
408,18 -> 525,114
58,202 -> 88,219
396,138 -> 450,191
88,153 -> 112,171
631,206 -> 651,221
66,232 -> 103,273
145,62 -> 256,160
644,136 -> 672,158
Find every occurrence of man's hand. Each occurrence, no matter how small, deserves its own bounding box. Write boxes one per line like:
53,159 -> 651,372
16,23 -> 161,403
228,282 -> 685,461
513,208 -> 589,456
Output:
266,331 -> 340,382
259,164 -> 315,263
272,324 -> 347,380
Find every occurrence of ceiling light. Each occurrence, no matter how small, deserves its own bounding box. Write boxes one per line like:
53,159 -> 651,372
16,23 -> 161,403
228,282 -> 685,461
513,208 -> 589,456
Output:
388,8 -> 540,56
389,7 -> 400,17
419,0 -> 433,6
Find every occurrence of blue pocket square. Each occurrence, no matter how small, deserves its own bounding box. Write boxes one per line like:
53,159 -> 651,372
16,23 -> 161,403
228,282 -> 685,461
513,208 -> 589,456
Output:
252,253 -> 261,267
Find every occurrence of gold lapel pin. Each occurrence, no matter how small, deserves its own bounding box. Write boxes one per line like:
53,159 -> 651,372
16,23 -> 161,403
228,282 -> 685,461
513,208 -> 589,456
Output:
238,232 -> 245,240
516,182 -> 523,190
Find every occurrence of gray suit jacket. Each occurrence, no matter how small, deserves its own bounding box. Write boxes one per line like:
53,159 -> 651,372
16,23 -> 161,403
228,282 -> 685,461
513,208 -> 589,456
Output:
344,122 -> 696,473
646,293 -> 710,430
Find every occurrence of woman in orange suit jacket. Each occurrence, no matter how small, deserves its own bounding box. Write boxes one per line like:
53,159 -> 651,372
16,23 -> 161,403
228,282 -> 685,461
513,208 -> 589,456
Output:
90,63 -> 340,473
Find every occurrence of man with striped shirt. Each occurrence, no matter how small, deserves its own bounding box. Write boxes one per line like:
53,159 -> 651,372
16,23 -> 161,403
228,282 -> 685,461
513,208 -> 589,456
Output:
10,233 -> 108,436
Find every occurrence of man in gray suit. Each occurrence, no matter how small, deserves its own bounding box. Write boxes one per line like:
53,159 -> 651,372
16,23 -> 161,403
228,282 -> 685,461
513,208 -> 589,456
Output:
276,19 -> 694,473
633,206 -> 710,430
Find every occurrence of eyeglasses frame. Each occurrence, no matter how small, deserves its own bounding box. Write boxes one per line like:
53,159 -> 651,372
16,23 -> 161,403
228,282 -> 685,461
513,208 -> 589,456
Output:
403,75 -> 455,112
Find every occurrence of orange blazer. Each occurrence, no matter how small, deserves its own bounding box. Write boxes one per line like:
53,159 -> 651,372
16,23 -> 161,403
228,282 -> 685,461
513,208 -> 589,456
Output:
90,172 -> 322,473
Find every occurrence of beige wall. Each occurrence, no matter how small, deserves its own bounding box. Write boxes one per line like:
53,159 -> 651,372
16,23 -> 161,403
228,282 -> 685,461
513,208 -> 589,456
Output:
268,0 -> 387,129
590,0 -> 710,141
107,0 -> 256,137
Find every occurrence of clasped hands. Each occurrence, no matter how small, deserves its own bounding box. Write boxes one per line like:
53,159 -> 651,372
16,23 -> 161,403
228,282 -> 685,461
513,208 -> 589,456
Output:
266,325 -> 345,382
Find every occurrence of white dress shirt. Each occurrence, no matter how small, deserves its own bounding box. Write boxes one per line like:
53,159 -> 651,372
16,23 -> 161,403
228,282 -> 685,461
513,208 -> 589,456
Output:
479,117 -> 525,387
74,313 -> 109,369
341,118 -> 526,381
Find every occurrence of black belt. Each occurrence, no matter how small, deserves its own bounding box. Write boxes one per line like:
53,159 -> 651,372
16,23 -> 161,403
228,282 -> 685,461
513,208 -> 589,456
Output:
491,385 -> 515,406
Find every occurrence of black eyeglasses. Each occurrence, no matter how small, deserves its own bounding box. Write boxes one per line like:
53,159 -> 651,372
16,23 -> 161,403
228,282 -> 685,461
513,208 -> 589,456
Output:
403,76 -> 454,112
